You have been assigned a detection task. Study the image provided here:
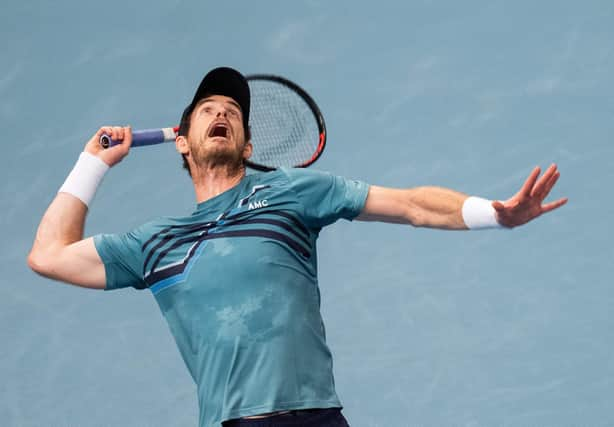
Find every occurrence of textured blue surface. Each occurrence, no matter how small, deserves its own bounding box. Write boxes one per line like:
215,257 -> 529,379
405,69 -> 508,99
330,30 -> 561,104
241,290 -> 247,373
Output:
1,1 -> 612,426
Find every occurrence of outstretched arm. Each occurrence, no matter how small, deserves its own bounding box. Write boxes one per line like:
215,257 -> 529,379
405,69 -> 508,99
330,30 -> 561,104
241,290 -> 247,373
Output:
356,185 -> 468,229
356,164 -> 567,229
27,127 -> 132,288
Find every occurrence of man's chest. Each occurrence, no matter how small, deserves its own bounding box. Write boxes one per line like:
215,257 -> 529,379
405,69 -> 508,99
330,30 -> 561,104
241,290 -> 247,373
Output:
142,185 -> 314,293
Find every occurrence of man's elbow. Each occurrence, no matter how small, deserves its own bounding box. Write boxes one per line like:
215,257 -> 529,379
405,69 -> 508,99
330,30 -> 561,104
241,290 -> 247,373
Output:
402,206 -> 427,227
27,245 -> 105,289
27,251 -> 55,278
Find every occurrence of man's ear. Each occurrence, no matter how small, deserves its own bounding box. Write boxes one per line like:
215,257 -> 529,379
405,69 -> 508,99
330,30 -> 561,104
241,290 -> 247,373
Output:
176,135 -> 189,154
243,140 -> 253,160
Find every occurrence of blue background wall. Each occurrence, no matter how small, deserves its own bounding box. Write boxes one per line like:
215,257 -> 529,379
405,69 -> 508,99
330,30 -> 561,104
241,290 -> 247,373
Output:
1,1 -> 612,425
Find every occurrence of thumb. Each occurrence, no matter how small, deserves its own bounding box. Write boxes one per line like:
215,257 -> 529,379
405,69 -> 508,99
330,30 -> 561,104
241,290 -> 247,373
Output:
492,200 -> 505,211
84,126 -> 112,156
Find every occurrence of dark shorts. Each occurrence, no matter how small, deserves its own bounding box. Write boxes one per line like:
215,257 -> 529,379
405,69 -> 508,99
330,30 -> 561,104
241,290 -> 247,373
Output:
222,408 -> 350,427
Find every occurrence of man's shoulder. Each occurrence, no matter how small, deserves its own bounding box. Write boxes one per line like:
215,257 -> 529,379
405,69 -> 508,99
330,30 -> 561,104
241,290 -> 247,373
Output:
131,213 -> 196,236
241,169 -> 294,191
245,168 -> 332,196
258,167 -> 332,184
248,168 -> 290,183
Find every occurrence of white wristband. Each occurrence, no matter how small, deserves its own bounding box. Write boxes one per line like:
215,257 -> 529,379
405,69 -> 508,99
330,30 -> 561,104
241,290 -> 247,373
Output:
58,152 -> 109,207
462,196 -> 503,230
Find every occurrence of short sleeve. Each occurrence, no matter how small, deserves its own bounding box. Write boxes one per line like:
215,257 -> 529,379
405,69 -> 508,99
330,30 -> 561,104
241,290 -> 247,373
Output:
281,168 -> 370,228
93,227 -> 147,291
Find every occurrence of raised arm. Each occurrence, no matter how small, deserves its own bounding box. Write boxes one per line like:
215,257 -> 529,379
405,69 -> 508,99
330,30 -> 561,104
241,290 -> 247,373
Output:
27,127 -> 132,289
356,164 -> 567,229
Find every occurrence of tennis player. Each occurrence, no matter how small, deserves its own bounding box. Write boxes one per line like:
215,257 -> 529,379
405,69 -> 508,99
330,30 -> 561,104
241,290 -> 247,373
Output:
28,67 -> 567,427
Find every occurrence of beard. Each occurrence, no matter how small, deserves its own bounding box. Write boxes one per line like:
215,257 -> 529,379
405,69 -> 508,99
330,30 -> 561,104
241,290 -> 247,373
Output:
189,138 -> 246,175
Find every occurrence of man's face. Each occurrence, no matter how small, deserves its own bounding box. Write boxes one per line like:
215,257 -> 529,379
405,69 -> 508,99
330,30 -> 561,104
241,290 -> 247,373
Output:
180,95 -> 252,171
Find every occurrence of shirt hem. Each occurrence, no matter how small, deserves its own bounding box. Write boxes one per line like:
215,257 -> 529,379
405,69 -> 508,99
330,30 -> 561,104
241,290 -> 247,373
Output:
348,182 -> 370,221
213,399 -> 342,426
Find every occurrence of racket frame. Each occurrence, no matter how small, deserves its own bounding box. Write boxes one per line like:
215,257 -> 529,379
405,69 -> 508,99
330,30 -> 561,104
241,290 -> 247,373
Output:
243,74 -> 327,171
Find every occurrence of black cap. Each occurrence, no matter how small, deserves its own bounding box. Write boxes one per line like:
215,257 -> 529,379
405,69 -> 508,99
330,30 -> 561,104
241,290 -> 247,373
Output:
178,67 -> 250,137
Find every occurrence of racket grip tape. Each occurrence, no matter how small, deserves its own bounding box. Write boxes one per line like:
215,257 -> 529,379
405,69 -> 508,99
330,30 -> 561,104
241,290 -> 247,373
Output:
99,128 -> 177,148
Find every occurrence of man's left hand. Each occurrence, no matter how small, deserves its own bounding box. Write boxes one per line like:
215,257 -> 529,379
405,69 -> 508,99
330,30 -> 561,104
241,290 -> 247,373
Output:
493,164 -> 568,228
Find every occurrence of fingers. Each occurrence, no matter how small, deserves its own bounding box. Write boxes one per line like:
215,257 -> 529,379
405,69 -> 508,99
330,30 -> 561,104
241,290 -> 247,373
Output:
85,127 -> 114,154
530,163 -> 557,198
541,197 -> 568,214
95,126 -> 113,138
123,126 -> 133,148
104,126 -> 126,143
520,166 -> 541,198
112,126 -> 124,141
106,126 -> 132,150
540,170 -> 560,201
85,125 -> 132,167
89,126 -> 125,146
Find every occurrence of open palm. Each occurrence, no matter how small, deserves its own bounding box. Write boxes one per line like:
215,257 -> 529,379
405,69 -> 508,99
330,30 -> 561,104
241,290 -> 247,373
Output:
493,164 -> 568,228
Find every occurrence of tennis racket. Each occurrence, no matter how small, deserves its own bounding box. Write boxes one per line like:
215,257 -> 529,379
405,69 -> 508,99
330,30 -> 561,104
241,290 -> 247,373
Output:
100,74 -> 326,172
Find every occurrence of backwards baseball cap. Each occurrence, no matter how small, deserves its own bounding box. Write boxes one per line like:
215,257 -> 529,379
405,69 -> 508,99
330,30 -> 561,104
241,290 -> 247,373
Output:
178,67 -> 250,137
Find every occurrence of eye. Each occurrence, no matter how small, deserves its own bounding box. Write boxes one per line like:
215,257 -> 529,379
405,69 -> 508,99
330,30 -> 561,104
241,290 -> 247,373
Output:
197,104 -> 213,115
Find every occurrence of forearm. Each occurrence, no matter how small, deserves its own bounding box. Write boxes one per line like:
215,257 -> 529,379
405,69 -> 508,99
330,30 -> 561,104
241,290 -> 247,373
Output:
358,185 -> 468,229
403,186 -> 468,229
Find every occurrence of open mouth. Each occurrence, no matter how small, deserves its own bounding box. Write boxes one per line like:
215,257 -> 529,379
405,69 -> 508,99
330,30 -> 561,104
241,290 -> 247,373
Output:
208,123 -> 229,139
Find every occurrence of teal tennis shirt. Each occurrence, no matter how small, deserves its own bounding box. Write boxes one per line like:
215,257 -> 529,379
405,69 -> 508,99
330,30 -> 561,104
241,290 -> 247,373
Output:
93,168 -> 369,427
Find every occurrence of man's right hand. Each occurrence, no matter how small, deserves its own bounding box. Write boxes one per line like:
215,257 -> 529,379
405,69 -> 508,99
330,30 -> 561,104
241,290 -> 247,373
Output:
84,126 -> 133,167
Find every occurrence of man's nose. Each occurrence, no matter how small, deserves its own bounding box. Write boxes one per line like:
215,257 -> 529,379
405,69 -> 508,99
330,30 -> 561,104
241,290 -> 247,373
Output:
216,109 -> 228,118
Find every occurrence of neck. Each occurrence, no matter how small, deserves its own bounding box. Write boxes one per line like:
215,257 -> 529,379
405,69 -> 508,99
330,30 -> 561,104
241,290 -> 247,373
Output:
191,163 -> 246,204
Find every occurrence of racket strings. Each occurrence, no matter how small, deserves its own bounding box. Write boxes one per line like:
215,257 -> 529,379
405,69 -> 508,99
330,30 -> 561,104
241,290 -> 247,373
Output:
248,80 -> 321,169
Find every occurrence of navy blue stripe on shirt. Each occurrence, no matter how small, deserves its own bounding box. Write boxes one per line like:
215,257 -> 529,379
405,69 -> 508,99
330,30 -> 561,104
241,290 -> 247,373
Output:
141,221 -> 216,252
148,228 -> 311,274
144,228 -> 311,286
142,210 -> 310,275
141,209 -> 308,253
268,210 -> 310,235
223,218 -> 311,247
142,234 -> 178,276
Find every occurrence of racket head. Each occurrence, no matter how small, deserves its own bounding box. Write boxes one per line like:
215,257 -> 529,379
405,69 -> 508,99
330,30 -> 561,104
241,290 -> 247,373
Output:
245,74 -> 326,171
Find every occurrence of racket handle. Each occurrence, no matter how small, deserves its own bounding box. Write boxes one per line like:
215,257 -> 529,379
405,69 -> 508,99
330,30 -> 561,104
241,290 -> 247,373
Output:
99,127 -> 178,149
